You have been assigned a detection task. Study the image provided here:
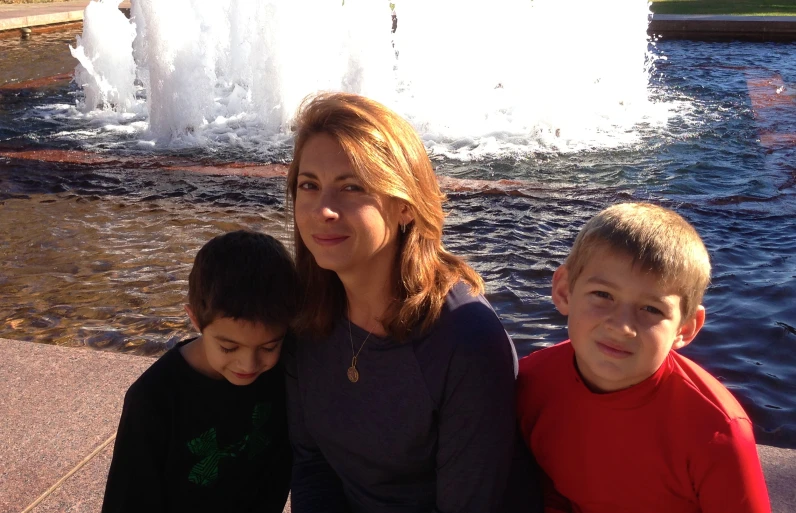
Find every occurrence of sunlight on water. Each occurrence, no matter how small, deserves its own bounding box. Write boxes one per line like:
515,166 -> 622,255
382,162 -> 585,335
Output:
67,0 -> 675,157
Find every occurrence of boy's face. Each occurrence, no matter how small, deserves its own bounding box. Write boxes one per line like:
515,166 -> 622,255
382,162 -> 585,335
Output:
552,247 -> 705,393
187,308 -> 286,386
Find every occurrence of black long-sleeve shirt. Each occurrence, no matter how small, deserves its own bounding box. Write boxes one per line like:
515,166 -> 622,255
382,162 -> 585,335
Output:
285,283 -> 539,513
101,339 -> 291,513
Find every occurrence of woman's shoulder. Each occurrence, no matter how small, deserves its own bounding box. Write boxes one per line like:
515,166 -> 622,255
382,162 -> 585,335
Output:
438,282 -> 505,335
419,282 -> 514,365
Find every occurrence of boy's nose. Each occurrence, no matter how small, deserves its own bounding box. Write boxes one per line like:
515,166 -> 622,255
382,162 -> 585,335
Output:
238,352 -> 259,373
606,305 -> 637,337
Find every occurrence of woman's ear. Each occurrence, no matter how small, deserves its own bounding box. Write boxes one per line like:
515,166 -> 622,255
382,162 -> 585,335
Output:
551,266 -> 572,316
184,304 -> 201,333
400,203 -> 415,227
673,305 -> 706,350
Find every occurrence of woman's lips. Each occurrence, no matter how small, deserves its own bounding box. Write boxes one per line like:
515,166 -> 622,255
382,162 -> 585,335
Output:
596,341 -> 634,359
312,234 -> 348,246
233,371 -> 258,379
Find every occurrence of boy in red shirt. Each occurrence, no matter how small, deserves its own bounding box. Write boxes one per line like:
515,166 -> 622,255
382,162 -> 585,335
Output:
517,202 -> 770,513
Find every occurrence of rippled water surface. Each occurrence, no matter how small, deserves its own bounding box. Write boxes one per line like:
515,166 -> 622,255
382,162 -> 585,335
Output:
0,37 -> 795,448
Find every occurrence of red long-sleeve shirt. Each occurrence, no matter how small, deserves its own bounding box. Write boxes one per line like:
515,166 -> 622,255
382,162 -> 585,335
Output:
517,341 -> 770,513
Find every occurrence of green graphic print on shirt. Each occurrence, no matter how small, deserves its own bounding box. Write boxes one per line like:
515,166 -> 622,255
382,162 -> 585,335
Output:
186,402 -> 273,486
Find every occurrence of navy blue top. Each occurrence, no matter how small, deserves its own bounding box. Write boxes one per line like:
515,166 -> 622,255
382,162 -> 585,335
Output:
285,283 -> 537,513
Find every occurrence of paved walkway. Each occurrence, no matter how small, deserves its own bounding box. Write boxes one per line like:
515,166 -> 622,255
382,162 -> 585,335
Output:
0,1 -> 129,32
0,337 -> 793,512
0,2 -> 794,41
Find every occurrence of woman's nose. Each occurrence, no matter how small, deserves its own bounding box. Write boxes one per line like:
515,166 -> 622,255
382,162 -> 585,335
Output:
317,191 -> 340,221
320,205 -> 339,221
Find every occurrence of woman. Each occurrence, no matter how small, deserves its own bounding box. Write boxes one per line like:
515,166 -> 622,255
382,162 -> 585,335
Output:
284,92 -> 526,513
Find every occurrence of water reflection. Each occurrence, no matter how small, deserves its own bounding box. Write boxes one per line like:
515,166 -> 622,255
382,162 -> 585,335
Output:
0,187 -> 289,355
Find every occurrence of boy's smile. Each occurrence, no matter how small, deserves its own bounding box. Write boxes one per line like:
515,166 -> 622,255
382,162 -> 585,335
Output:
552,246 -> 704,393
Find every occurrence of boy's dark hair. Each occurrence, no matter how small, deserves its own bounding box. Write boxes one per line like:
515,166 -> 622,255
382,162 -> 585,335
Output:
188,230 -> 298,331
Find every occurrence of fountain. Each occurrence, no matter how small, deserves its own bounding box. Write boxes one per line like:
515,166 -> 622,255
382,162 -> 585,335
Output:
69,0 -> 668,156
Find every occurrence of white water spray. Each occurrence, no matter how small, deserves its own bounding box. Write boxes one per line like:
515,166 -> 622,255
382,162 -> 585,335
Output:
70,0 -> 137,113
72,0 -> 667,157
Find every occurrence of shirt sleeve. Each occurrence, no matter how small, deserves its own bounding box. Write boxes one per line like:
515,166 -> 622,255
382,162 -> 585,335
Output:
283,338 -> 351,513
433,302 -> 519,513
693,417 -> 771,513
101,386 -> 167,513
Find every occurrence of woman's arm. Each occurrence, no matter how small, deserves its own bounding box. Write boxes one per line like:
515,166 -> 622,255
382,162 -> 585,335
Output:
433,301 -> 520,513
283,338 -> 351,513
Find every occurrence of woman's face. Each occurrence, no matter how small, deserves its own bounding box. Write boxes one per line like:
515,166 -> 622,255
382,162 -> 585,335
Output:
294,133 -> 407,282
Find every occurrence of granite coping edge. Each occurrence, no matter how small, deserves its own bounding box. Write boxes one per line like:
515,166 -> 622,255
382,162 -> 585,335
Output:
0,11 -> 83,31
0,338 -> 154,513
0,1 -> 130,32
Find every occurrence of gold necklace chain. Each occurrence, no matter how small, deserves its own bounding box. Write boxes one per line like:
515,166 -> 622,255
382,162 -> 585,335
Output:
347,316 -> 373,383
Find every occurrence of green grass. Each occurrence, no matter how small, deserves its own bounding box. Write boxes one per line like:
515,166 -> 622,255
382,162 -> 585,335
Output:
650,0 -> 796,16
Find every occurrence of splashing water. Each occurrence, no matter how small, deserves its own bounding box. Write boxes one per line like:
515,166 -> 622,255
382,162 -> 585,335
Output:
70,0 -> 137,113
70,0 -> 672,158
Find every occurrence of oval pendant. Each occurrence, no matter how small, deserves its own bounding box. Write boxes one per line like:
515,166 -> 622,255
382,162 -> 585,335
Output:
347,366 -> 359,383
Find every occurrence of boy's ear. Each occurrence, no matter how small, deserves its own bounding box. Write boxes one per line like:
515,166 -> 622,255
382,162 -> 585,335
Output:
184,304 -> 201,333
551,265 -> 572,316
673,305 -> 706,350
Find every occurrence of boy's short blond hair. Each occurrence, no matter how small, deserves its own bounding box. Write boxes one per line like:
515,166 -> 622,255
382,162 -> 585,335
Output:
565,202 -> 711,320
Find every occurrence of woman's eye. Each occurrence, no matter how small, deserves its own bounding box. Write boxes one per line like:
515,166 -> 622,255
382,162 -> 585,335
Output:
220,345 -> 237,354
342,183 -> 364,192
297,181 -> 318,190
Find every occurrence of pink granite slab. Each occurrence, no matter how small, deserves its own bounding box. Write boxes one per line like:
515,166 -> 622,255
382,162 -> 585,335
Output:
28,442 -> 114,513
0,338 -> 153,513
759,444 -> 796,513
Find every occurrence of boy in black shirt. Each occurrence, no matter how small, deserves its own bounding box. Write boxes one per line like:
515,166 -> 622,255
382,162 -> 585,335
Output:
102,230 -> 297,513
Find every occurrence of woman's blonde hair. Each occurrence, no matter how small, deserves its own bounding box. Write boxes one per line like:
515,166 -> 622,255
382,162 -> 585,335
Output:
565,202 -> 711,320
286,92 -> 483,339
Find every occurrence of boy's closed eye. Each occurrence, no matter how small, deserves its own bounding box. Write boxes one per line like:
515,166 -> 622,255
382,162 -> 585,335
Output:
219,341 -> 283,354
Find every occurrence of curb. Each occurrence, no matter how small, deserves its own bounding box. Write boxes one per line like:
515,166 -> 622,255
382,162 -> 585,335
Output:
649,14 -> 796,41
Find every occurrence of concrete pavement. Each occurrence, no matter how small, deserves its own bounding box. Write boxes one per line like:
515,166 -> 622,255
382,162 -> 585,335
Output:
0,0 -> 129,33
0,2 -> 795,41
